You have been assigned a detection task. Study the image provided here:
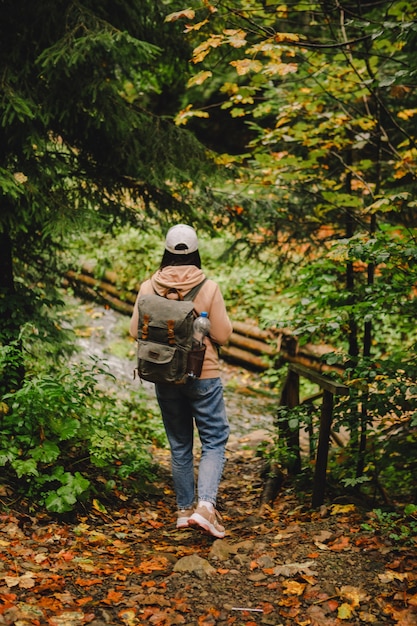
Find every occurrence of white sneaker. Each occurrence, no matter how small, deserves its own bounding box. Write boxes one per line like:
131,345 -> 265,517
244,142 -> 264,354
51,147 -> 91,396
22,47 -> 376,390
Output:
188,504 -> 225,539
176,507 -> 194,529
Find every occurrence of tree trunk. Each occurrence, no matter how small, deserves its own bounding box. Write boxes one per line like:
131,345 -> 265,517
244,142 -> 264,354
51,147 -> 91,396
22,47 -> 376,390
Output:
0,227 -> 15,295
0,225 -> 25,391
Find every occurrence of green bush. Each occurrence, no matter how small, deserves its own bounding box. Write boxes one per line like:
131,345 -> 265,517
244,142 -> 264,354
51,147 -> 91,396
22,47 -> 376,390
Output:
0,347 -> 165,513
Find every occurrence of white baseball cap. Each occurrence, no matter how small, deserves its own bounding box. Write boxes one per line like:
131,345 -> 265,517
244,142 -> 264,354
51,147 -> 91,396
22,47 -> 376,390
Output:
165,224 -> 199,254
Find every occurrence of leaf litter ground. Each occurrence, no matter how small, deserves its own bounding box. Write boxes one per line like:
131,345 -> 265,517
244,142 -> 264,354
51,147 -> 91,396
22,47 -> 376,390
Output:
1,301 -> 416,626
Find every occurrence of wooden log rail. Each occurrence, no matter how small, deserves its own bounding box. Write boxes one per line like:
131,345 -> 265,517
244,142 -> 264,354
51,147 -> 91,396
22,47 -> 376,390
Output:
279,363 -> 349,508
63,264 -> 345,376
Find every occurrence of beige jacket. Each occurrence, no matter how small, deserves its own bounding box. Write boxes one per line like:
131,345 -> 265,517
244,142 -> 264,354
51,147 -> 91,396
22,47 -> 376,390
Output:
129,265 -> 233,379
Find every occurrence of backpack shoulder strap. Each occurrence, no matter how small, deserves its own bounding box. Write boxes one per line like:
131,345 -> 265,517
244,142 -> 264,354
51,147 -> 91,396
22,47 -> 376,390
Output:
183,278 -> 208,302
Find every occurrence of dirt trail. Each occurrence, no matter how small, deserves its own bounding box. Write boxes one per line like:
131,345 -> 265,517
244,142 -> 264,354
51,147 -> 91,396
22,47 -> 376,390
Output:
0,299 -> 416,625
1,431 -> 415,626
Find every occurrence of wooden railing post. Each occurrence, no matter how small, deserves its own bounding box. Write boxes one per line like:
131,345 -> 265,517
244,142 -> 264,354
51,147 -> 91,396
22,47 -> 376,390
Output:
312,389 -> 334,508
284,364 -> 348,507
278,368 -> 302,474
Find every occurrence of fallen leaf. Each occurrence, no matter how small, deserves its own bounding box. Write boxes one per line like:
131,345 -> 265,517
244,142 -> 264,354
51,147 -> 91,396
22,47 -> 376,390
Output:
274,560 -> 318,577
118,608 -> 137,625
378,571 -> 409,583
4,572 -> 36,589
339,585 -> 368,607
49,612 -> 88,625
328,535 -> 350,551
137,556 -> 170,574
327,599 -> 339,611
283,580 -> 306,595
338,602 -> 354,619
312,530 -> 333,543
331,504 -> 356,515
103,589 -> 123,605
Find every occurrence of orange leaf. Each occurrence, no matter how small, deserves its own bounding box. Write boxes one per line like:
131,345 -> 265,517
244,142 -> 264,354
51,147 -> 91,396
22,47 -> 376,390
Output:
328,536 -> 350,551
283,580 -> 306,596
103,590 -> 123,605
147,520 -> 164,529
137,556 -> 170,574
59,551 -> 75,561
76,597 -> 94,606
327,599 -> 339,611
141,580 -> 156,588
267,581 -> 280,590
260,602 -> 274,615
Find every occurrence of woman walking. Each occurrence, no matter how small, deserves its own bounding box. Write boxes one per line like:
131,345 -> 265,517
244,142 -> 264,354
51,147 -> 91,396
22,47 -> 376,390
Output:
130,224 -> 233,538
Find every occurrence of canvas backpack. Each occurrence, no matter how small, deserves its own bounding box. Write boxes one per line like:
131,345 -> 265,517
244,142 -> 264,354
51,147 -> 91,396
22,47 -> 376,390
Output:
136,280 -> 207,385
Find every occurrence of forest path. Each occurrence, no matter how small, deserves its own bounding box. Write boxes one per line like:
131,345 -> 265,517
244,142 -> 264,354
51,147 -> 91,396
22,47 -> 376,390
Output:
0,298 -> 415,625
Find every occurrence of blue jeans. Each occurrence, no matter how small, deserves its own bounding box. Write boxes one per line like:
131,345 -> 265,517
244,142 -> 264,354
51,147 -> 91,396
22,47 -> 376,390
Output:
155,377 -> 229,510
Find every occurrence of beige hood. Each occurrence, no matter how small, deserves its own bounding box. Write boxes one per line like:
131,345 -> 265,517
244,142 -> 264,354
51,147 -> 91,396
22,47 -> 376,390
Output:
150,266 -> 206,298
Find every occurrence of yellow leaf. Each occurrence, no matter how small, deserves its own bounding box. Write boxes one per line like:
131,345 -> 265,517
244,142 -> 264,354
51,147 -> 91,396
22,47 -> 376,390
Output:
338,602 -> 354,619
187,70 -> 213,87
274,32 -> 302,43
174,106 -> 209,127
0,402 -> 9,415
339,585 -> 368,607
184,19 -> 209,32
93,498 -> 108,514
263,61 -> 298,77
283,580 -> 306,595
330,503 -> 356,515
230,58 -> 263,76
224,28 -> 247,48
164,8 -> 195,22
398,108 -> 417,120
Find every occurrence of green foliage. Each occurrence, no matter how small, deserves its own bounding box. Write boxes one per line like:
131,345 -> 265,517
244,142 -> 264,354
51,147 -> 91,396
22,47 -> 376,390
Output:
0,350 -> 165,513
0,0 -> 217,349
274,225 -> 417,356
361,505 -> 417,547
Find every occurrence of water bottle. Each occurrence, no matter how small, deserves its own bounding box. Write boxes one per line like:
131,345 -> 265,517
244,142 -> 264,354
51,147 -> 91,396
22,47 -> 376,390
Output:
192,312 -> 211,347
